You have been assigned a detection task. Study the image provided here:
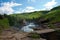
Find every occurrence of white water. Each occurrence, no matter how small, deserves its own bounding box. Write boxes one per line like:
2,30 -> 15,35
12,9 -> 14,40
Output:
21,23 -> 36,32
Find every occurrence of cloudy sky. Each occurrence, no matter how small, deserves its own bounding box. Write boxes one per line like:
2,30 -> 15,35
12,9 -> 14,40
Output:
0,0 -> 60,14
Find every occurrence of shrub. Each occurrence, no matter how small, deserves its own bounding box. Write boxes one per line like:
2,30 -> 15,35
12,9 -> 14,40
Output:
29,33 -> 40,39
0,18 -> 9,32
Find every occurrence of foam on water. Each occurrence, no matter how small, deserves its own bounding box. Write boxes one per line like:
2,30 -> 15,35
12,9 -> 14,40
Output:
21,23 -> 35,32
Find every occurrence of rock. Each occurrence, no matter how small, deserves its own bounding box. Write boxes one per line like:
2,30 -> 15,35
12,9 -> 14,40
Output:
0,30 -> 29,40
54,22 -> 60,28
21,37 -> 46,40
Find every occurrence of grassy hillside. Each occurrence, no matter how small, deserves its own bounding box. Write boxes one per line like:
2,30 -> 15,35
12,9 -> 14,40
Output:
51,6 -> 60,11
11,11 -> 49,20
44,6 -> 60,23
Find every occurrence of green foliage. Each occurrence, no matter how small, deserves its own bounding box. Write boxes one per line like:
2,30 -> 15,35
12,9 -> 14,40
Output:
51,6 -> 60,11
38,6 -> 60,28
29,33 -> 40,39
56,30 -> 60,33
0,18 -> 9,32
7,16 -> 16,26
48,23 -> 56,29
44,10 -> 60,23
11,11 -> 48,20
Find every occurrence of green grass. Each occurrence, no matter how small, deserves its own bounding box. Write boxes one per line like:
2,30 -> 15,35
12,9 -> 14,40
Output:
48,23 -> 56,29
10,11 -> 48,20
29,33 -> 40,39
44,10 -> 60,23
0,18 -> 9,32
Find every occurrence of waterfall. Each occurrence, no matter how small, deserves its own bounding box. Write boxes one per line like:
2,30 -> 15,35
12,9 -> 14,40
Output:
21,23 -> 36,32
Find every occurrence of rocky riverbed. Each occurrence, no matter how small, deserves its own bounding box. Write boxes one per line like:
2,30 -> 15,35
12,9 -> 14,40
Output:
0,28 -> 46,40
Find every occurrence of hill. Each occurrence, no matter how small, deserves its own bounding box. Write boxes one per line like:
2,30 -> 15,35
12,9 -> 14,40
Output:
11,11 -> 49,20
51,6 -> 60,11
44,6 -> 60,23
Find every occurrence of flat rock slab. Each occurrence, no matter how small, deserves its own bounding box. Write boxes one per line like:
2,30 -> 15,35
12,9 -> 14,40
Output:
34,29 -> 55,34
0,31 -> 29,40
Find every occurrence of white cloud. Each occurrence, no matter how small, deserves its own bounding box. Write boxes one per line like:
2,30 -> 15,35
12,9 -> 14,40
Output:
44,0 -> 57,10
22,6 -> 37,13
0,2 -> 22,15
15,6 -> 40,13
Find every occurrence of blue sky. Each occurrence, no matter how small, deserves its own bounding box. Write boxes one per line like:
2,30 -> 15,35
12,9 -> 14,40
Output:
0,0 -> 60,14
